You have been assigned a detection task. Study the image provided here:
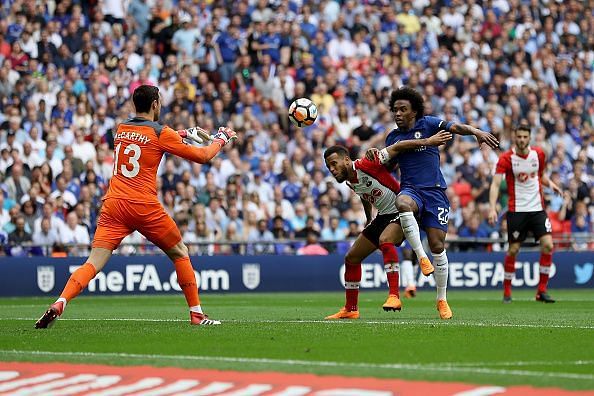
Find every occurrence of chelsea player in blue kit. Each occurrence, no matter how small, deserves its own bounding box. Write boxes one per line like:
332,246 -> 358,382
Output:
368,87 -> 499,319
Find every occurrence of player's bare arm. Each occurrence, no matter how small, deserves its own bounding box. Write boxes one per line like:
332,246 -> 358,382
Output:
368,131 -> 453,164
542,173 -> 563,196
362,198 -> 373,226
449,123 -> 499,149
488,173 -> 503,225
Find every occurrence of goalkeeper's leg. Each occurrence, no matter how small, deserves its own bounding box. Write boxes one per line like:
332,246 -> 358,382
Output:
165,241 -> 220,325
35,247 -> 112,328
143,209 -> 221,326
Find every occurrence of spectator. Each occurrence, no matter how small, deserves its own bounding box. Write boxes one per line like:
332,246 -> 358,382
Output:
32,217 -> 59,255
0,0 -> 591,257
457,213 -> 491,251
58,211 -> 90,256
297,231 -> 329,256
4,161 -> 31,203
184,220 -> 216,256
248,219 -> 274,254
7,214 -> 32,255
321,217 -> 346,241
33,201 -> 64,235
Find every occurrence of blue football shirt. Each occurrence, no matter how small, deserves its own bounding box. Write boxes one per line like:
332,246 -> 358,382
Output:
385,116 -> 453,189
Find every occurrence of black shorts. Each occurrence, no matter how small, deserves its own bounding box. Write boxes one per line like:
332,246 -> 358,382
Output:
506,211 -> 552,243
362,213 -> 400,247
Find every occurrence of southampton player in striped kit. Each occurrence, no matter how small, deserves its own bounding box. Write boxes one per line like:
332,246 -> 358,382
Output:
323,132 -> 451,319
488,124 -> 562,303
368,87 -> 500,319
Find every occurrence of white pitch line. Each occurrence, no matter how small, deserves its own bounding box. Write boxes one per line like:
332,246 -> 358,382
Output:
0,350 -> 592,382
4,317 -> 594,329
471,298 -> 594,302
434,360 -> 594,367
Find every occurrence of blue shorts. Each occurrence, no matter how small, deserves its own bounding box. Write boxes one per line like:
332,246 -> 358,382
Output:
399,186 -> 450,232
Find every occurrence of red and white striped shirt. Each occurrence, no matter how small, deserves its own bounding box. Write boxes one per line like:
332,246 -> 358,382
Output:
495,146 -> 545,212
348,158 -> 401,215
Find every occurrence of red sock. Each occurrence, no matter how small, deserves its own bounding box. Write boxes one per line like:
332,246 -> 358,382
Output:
386,271 -> 400,297
380,243 -> 400,297
538,252 -> 553,293
344,261 -> 361,311
503,255 -> 515,297
174,256 -> 200,307
60,262 -> 96,302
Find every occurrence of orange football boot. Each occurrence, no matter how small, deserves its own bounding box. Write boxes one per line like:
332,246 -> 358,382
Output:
382,295 -> 402,311
437,299 -> 453,319
419,257 -> 435,276
404,285 -> 417,298
324,307 -> 360,320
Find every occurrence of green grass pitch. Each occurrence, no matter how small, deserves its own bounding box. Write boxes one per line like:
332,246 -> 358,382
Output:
0,290 -> 592,390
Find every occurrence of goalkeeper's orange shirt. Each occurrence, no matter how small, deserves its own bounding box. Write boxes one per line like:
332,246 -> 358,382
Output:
104,117 -> 221,203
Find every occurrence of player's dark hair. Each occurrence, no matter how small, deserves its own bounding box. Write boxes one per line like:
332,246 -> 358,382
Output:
389,87 -> 425,120
133,85 -> 159,113
516,123 -> 531,134
324,145 -> 350,160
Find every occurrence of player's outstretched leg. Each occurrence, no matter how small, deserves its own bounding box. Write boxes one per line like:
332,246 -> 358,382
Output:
35,262 -> 97,328
379,242 -> 401,312
325,260 -> 361,320
432,250 -> 452,319
400,212 -> 434,276
503,254 -> 515,303
35,248 -> 111,329
173,256 -> 221,325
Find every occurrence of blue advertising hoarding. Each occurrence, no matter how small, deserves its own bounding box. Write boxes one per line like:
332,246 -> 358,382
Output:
0,252 -> 592,296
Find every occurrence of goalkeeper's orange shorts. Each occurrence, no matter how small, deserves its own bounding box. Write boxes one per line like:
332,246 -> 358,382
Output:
92,198 -> 182,251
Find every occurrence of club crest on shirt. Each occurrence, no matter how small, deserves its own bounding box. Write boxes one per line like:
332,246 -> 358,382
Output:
414,131 -> 422,139
512,231 -> 520,240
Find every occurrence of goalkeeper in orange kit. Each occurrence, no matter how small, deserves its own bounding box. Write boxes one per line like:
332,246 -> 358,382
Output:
35,85 -> 238,328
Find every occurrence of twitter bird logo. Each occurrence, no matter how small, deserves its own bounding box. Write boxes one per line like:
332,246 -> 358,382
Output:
574,263 -> 594,285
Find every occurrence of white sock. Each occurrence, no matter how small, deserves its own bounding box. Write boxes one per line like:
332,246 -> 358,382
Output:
432,250 -> 449,301
401,260 -> 415,287
56,297 -> 67,310
400,212 -> 427,259
190,305 -> 203,314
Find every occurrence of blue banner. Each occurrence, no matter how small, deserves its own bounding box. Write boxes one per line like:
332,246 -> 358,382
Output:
0,252 -> 592,296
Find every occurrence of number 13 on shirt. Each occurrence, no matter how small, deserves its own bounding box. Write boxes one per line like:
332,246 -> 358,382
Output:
114,143 -> 142,178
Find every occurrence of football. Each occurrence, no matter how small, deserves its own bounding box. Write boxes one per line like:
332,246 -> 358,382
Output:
288,98 -> 318,127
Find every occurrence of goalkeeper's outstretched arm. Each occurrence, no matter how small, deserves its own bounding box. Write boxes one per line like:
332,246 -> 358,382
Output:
158,126 -> 237,164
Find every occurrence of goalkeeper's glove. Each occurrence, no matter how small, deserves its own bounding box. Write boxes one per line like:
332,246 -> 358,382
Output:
213,127 -> 238,147
178,127 -> 213,144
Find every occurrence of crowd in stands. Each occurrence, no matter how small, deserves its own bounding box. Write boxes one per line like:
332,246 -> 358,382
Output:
0,0 -> 592,256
